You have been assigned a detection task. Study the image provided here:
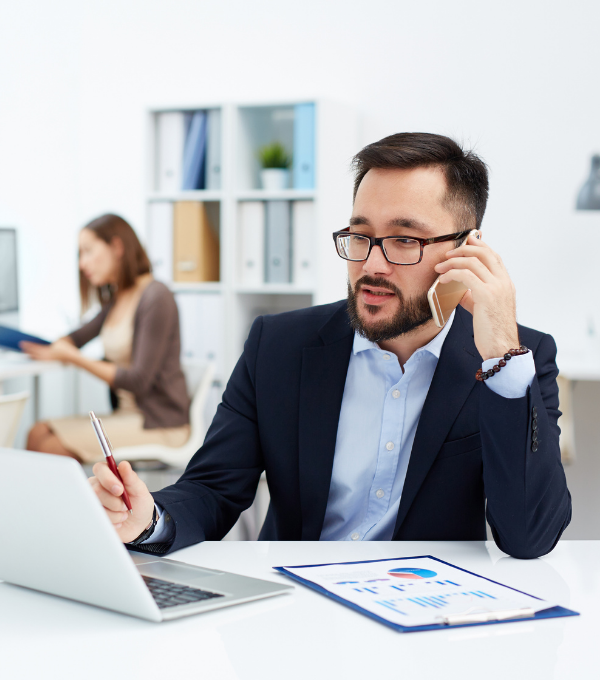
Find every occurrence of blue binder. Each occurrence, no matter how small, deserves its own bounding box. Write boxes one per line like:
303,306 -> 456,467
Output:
182,110 -> 208,190
0,326 -> 50,352
274,555 -> 579,633
265,201 -> 291,283
293,103 -> 315,189
205,109 -> 222,190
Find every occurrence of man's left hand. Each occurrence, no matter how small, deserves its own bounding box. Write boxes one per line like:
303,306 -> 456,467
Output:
434,231 -> 519,361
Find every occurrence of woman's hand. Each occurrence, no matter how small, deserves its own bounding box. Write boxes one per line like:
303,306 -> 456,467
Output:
21,338 -> 81,364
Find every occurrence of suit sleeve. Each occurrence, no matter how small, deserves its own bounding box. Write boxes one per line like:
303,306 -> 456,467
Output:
481,333 -> 572,559
150,317 -> 265,552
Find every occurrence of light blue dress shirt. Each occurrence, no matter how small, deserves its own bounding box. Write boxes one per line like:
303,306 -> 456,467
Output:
147,311 -> 536,545
318,312 -> 536,542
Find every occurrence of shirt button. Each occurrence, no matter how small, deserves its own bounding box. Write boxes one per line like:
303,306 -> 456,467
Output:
351,532 -> 360,541
386,442 -> 394,451
383,354 -> 391,361
376,489 -> 385,499
392,390 -> 400,399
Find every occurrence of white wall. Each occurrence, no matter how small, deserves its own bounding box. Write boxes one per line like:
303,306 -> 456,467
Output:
2,0 -> 600,353
2,1 -> 599,532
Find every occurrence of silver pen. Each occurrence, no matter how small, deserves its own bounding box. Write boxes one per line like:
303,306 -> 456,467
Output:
89,411 -> 133,514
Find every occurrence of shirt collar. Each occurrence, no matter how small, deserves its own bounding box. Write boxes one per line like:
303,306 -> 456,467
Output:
352,309 -> 455,359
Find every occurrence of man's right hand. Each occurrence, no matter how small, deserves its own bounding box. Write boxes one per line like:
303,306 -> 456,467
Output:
89,460 -> 156,543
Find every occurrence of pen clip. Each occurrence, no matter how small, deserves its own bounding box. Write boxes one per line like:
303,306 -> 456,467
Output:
89,411 -> 114,459
97,418 -> 114,454
437,607 -> 535,626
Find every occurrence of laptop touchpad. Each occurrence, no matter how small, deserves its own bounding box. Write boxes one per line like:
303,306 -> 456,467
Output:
137,561 -> 224,583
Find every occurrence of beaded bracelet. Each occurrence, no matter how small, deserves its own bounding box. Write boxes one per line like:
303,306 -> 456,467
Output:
475,345 -> 530,382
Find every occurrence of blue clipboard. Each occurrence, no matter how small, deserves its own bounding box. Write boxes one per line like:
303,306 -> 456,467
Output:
274,555 -> 579,633
0,326 -> 50,352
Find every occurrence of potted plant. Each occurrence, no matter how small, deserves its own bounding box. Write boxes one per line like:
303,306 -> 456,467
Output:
257,141 -> 292,190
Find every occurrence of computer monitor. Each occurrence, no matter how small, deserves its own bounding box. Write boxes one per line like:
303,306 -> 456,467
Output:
0,228 -> 19,327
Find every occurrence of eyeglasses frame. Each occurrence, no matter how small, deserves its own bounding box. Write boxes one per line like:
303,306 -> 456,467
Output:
332,227 -> 474,266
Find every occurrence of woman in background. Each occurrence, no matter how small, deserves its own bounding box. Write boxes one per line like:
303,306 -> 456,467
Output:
24,214 -> 190,463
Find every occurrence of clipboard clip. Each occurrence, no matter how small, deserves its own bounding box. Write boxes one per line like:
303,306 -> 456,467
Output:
437,606 -> 535,626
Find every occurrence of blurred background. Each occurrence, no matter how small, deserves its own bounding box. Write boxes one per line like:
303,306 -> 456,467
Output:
1,0 -> 599,538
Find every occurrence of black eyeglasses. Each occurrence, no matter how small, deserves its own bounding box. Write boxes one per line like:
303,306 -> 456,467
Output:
332,228 -> 472,265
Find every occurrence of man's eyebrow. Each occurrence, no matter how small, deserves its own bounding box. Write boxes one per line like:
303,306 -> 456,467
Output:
386,217 -> 431,232
349,215 -> 370,227
349,216 -> 432,233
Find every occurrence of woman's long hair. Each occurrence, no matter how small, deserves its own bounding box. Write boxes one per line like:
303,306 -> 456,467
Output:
79,214 -> 151,313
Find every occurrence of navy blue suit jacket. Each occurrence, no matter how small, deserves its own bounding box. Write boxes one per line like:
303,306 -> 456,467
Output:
153,301 -> 571,559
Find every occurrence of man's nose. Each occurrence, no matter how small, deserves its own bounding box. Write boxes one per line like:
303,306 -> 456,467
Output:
363,244 -> 393,276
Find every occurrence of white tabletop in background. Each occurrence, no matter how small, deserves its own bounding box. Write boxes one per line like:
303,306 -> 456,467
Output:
1,540 -> 597,680
0,353 -> 61,381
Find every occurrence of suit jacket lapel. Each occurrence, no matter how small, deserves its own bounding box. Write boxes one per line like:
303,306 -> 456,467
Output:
298,304 -> 354,540
392,308 -> 482,538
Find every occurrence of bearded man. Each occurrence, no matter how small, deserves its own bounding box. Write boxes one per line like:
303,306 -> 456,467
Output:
91,133 -> 571,559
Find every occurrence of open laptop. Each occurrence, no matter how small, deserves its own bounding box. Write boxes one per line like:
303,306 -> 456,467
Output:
0,448 -> 293,621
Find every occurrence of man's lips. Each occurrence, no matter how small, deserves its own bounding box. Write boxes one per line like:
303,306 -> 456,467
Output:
360,286 -> 397,305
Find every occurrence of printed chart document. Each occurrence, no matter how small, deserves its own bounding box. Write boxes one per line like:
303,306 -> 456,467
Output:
275,556 -> 578,632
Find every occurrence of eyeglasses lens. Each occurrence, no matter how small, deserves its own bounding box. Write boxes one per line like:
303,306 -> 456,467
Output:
337,234 -> 421,264
384,237 -> 421,264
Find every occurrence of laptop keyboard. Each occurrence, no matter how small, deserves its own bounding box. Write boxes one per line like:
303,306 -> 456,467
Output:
142,575 -> 224,609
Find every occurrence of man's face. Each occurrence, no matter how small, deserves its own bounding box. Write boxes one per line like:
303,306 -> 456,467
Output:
347,166 -> 458,342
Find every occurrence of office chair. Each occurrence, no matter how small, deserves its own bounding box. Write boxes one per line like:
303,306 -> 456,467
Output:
0,391 -> 30,447
112,361 -> 216,468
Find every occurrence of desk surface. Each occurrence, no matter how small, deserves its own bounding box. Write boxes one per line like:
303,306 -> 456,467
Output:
0,354 -> 61,381
1,540 -> 598,680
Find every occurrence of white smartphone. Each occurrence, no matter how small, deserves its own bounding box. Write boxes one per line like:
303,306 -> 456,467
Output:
427,229 -> 481,328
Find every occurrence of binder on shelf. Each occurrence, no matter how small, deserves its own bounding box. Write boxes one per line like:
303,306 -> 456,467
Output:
146,202 -> 174,283
292,200 -> 314,288
205,109 -> 222,190
156,112 -> 186,193
182,111 -> 208,190
175,291 -> 224,377
173,202 -> 220,282
238,202 -> 265,287
265,201 -> 291,284
293,103 -> 315,189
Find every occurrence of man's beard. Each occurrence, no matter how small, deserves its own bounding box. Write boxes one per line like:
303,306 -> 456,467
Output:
347,276 -> 433,343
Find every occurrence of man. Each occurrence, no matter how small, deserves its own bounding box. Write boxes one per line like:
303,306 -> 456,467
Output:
91,133 -> 571,559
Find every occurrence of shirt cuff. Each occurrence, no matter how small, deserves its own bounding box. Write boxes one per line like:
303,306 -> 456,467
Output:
141,502 -> 175,544
481,351 -> 535,399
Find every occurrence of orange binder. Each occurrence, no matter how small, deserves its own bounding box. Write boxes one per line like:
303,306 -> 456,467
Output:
173,202 -> 220,282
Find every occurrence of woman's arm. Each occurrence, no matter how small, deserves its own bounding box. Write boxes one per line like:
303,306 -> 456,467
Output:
68,305 -> 111,348
20,337 -> 118,386
20,305 -> 116,385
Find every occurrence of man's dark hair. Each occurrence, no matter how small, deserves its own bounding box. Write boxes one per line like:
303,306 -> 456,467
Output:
352,133 -> 489,231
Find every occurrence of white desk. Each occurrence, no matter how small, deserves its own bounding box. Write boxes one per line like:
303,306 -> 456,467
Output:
1,540 -> 598,680
0,354 -> 61,420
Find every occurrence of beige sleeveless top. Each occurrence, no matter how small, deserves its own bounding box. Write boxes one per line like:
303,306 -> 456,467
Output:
100,283 -> 147,413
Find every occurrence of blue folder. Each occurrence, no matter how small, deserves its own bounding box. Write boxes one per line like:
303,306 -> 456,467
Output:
0,326 -> 50,352
293,103 -> 315,189
182,110 -> 208,190
274,555 -> 579,633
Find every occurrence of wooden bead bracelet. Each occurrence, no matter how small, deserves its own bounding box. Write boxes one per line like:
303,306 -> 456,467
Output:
475,346 -> 530,382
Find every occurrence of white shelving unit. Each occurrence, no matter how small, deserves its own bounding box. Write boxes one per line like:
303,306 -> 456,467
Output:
144,100 -> 358,384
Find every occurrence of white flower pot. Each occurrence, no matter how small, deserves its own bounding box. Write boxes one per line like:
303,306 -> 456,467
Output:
260,168 -> 290,190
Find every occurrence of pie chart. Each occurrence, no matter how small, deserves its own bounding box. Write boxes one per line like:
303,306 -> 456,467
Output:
387,567 -> 438,579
